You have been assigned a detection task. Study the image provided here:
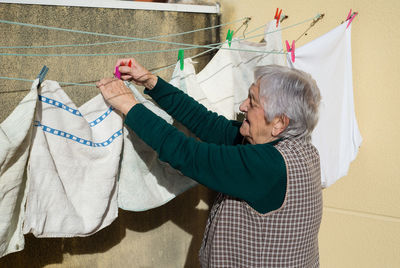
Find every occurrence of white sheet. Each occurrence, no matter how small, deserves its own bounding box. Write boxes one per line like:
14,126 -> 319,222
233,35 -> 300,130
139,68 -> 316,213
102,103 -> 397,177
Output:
176,20 -> 285,120
117,82 -> 197,211
287,23 -> 362,187
0,80 -> 38,257
23,80 -> 120,237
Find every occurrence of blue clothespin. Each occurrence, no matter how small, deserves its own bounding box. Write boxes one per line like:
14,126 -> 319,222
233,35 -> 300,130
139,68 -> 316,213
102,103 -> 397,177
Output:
226,29 -> 234,47
178,49 -> 184,70
37,65 -> 49,88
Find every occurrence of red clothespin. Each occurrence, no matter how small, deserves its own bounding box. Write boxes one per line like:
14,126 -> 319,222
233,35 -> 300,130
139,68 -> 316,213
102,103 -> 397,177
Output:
346,9 -> 358,28
128,60 -> 132,67
285,40 -> 295,63
274,8 -> 282,27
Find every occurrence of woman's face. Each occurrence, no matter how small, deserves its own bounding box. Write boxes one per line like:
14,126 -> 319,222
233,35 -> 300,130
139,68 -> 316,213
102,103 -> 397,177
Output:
239,81 -> 276,144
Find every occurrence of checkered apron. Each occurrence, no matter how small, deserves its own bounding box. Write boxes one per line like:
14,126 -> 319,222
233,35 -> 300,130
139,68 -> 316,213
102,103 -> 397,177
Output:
199,138 -> 323,268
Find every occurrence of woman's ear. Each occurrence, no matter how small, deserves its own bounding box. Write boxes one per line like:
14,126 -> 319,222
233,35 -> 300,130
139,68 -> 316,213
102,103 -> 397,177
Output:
272,115 -> 289,137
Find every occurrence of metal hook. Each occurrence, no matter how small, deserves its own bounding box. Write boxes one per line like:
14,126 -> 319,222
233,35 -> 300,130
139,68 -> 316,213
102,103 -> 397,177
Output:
242,18 -> 250,39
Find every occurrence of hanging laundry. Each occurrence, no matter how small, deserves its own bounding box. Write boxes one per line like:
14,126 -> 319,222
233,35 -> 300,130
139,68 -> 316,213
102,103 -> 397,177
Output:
23,80 -> 121,237
117,82 -> 197,211
170,20 -> 285,120
170,58 -> 216,112
287,22 -> 362,187
0,80 -> 38,257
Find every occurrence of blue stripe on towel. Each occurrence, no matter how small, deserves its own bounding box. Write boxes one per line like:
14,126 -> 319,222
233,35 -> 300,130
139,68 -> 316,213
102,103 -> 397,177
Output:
38,95 -> 114,127
34,121 -> 122,147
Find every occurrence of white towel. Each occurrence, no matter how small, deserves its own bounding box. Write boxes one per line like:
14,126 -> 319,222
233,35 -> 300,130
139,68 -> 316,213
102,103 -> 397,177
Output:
117,82 -> 197,211
175,20 -> 285,120
287,23 -> 362,187
23,80 -> 120,237
0,80 -> 38,257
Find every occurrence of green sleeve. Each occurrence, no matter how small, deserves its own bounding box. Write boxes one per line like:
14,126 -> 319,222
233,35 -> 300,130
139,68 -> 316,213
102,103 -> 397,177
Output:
144,77 -> 243,145
125,104 -> 287,214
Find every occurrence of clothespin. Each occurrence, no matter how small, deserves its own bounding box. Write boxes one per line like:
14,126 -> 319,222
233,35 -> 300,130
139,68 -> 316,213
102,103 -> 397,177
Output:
345,9 -> 358,28
274,8 -> 283,27
115,60 -> 132,79
115,66 -> 121,79
178,49 -> 184,70
285,40 -> 295,63
226,29 -> 234,47
37,65 -> 49,88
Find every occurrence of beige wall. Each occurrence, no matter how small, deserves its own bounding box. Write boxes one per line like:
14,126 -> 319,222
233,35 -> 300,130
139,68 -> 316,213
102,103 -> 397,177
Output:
217,0 -> 400,267
1,1 -> 400,267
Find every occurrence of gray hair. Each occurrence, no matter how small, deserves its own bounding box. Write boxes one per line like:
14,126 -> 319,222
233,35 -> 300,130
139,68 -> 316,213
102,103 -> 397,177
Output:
255,65 -> 321,141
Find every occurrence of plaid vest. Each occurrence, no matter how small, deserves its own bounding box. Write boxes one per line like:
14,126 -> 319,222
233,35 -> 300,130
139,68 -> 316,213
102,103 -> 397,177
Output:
199,138 -> 323,268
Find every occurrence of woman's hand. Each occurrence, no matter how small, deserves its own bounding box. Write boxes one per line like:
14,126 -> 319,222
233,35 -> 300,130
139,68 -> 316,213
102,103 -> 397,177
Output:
96,78 -> 138,115
114,58 -> 158,90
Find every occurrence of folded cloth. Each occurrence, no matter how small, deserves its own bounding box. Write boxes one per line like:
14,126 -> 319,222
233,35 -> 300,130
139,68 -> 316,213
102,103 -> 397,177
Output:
117,82 -> 197,211
172,20 -> 284,120
287,22 -> 362,187
0,80 -> 38,257
23,80 -> 121,237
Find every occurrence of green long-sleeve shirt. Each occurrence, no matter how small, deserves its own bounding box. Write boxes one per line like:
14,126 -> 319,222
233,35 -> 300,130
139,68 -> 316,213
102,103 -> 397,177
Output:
124,77 -> 286,214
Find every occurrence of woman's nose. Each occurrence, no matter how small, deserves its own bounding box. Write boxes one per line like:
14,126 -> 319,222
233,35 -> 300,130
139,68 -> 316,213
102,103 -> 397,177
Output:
239,99 -> 248,112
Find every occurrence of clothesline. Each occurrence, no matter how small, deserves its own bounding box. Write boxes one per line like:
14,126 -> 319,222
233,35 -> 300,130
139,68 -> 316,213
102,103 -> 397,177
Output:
0,14 -> 321,57
0,13 -> 324,91
0,46 -> 216,90
0,17 -> 248,50
0,45 -> 217,90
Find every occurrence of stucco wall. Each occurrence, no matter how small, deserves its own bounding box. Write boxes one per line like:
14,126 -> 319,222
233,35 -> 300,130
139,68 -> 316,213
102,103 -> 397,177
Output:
0,3 -> 218,268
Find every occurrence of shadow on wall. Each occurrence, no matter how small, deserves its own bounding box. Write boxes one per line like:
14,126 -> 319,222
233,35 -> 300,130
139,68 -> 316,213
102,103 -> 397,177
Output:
0,186 -> 217,268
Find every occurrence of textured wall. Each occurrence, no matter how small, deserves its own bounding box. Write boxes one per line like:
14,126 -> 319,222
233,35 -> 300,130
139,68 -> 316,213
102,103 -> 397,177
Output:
0,3 -> 219,268
0,3 -> 219,121
217,0 -> 400,267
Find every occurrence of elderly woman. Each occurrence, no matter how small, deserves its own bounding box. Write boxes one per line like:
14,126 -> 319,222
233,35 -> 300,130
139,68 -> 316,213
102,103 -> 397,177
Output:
97,59 -> 322,268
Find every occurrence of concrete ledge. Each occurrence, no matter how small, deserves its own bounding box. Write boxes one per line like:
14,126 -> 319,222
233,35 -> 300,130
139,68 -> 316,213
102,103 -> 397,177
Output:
0,0 -> 220,13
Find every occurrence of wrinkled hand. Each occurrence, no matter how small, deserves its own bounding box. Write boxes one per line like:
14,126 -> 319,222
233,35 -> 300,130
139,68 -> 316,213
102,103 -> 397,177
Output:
114,58 -> 158,90
96,78 -> 138,115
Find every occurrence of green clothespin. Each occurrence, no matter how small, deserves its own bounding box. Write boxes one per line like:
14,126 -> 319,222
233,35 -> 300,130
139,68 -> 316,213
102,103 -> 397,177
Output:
178,49 -> 184,70
226,29 -> 234,47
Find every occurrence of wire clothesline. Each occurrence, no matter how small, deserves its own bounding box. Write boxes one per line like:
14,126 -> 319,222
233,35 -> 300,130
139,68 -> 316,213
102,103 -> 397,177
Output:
0,13 -> 324,90
0,14 -> 322,57
0,17 -> 253,52
0,17 -> 248,50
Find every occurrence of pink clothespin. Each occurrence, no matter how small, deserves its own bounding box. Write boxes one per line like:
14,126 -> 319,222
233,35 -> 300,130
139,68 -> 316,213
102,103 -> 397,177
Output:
274,8 -> 282,27
285,40 -> 295,63
115,66 -> 121,79
115,60 -> 132,79
346,9 -> 358,28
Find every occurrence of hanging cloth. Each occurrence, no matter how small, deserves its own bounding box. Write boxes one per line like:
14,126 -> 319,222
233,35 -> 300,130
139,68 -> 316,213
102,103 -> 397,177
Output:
117,82 -> 197,211
287,22 -> 362,187
23,80 -> 121,237
0,80 -> 38,257
171,20 -> 285,120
